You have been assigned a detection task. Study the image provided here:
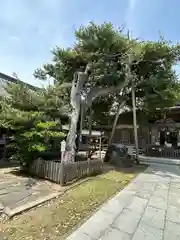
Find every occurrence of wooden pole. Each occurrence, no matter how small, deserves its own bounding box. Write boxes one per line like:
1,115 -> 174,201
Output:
60,140 -> 66,185
3,135 -> 7,161
125,35 -> 139,163
87,106 -> 93,159
99,135 -> 102,160
60,161 -> 65,186
132,87 -> 139,163
78,102 -> 84,147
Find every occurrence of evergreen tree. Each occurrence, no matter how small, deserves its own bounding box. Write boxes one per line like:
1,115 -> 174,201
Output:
0,82 -> 67,169
35,22 -> 180,162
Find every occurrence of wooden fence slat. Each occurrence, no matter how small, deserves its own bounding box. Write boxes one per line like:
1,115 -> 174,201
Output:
30,159 -> 103,185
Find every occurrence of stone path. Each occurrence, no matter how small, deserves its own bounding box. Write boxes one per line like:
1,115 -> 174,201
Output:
0,167 -> 62,217
67,163 -> 180,240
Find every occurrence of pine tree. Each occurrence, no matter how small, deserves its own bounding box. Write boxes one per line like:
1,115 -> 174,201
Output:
0,82 -> 68,169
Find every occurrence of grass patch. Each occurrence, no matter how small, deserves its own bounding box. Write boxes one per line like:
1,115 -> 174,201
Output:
0,164 -> 146,240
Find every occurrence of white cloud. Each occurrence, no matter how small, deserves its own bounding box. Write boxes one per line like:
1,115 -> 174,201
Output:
9,36 -> 20,42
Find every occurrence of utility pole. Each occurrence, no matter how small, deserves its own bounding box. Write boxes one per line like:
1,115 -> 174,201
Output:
127,62 -> 139,163
126,32 -> 139,163
132,87 -> 139,163
127,60 -> 139,163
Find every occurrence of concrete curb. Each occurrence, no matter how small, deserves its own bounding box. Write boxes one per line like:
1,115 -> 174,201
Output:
2,176 -> 95,219
139,156 -> 180,166
4,192 -> 62,218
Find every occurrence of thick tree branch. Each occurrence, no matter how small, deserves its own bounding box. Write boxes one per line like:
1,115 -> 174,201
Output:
85,77 -> 129,108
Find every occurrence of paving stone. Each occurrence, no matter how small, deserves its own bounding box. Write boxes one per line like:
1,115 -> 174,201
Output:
144,166 -> 155,174
142,182 -> 156,191
124,182 -> 141,192
148,195 -> 168,210
132,173 -> 149,182
0,173 -> 59,216
153,189 -> 168,199
164,220 -> 180,240
133,174 -> 161,183
133,182 -> 156,200
113,190 -> 135,203
73,209 -> 117,240
168,192 -> 180,208
66,231 -> 94,240
156,182 -> 170,190
0,182 -> 14,190
141,206 -> 165,229
126,182 -> 156,192
135,189 -> 153,200
126,196 -> 148,214
99,227 -> 132,240
166,205 -> 180,224
0,190 -> 32,207
170,182 -> 180,189
151,177 -> 169,184
169,187 -> 180,194
113,208 -> 141,234
8,190 -> 51,209
132,220 -> 163,240
151,163 -> 178,172
156,177 -> 170,184
171,178 -> 180,183
0,189 -> 9,196
100,196 -> 130,216
162,165 -> 180,176
68,164 -> 180,240
0,184 -> 26,194
153,170 -> 172,180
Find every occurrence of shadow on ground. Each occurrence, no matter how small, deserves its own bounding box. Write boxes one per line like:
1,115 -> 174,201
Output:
0,159 -> 19,169
103,163 -> 147,174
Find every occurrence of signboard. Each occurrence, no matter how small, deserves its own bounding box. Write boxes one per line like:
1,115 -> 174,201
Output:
61,140 -> 66,152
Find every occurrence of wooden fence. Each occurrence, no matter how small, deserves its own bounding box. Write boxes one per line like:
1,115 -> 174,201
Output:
146,147 -> 180,159
30,158 -> 103,185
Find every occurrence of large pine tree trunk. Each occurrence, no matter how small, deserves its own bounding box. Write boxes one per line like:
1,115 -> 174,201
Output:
63,65 -> 129,163
63,71 -> 86,162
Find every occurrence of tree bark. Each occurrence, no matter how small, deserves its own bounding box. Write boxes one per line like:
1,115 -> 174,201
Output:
64,68 -> 130,162
85,78 -> 129,108
108,101 -> 126,146
63,71 -> 87,162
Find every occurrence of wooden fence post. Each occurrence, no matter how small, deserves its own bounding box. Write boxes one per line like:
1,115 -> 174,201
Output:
60,162 -> 65,186
60,140 -> 66,185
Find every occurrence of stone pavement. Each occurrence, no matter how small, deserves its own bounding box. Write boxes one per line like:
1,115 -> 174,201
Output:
67,163 -> 180,240
0,167 -> 62,217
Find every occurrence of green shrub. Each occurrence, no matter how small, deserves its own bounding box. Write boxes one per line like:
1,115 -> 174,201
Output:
8,120 -> 65,169
0,82 -> 68,169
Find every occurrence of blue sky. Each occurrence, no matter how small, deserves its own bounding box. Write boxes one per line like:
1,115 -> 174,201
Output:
1,0 -> 180,87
